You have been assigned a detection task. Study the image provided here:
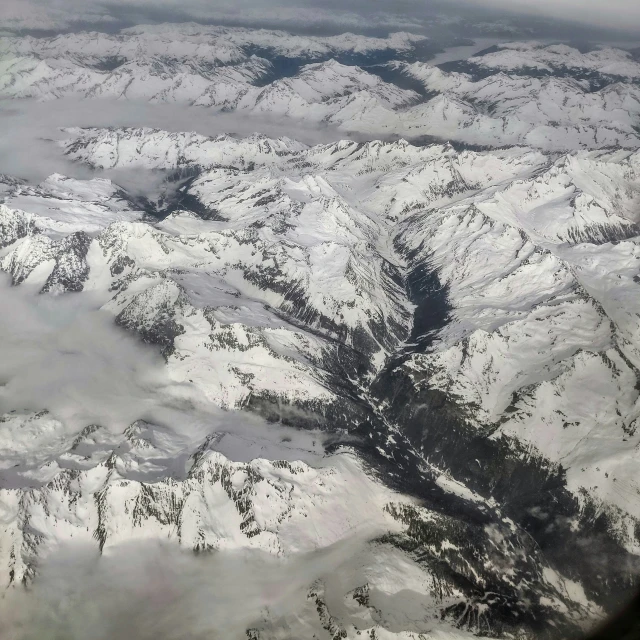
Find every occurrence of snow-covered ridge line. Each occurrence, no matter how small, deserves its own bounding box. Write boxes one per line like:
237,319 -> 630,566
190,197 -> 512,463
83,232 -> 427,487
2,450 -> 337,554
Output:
468,41 -> 640,80
2,29 -> 640,152
2,23 -> 429,62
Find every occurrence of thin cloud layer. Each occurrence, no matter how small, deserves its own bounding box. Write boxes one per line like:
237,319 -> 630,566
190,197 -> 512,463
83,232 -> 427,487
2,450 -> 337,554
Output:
0,98 -> 350,187
1,0 -> 639,35
457,0 -> 640,34
1,0 -> 425,33
0,533 -> 384,640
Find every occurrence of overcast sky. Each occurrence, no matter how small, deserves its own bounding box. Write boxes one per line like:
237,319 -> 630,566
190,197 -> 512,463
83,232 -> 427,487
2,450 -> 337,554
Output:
462,0 -> 640,33
1,0 -> 639,36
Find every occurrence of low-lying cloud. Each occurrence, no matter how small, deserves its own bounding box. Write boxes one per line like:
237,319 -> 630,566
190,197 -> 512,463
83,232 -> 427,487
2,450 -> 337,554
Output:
0,273 -> 327,477
0,98 -> 351,189
0,272 -> 172,434
0,534 -> 378,640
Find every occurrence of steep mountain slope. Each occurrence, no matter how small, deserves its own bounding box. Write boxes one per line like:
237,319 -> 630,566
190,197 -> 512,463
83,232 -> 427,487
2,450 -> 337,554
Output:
2,127 -> 640,638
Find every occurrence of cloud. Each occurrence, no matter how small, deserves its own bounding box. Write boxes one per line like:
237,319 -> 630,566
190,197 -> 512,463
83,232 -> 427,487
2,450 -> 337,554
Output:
455,0 -> 640,34
0,534 -> 379,640
0,273 -> 329,480
0,272 -> 172,434
0,0 -> 426,33
2,0 -> 639,34
0,98 -> 350,188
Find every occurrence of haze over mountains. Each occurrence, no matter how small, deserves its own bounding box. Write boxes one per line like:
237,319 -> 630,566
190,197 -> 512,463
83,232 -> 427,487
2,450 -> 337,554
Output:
1,4 -> 640,639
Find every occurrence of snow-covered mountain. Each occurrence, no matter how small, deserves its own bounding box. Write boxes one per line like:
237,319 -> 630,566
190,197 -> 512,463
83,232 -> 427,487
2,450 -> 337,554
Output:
467,42 -> 640,81
2,27 -> 640,151
1,22 -> 640,640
